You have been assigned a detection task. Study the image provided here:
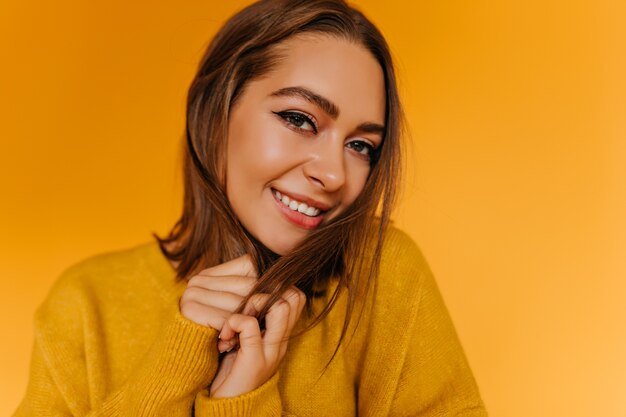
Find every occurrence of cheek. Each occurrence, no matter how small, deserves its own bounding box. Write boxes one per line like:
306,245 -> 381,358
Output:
343,162 -> 371,205
227,114 -> 303,187
228,116 -> 273,168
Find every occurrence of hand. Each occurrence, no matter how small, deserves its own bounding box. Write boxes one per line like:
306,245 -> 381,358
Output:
179,254 -> 257,332
209,286 -> 306,398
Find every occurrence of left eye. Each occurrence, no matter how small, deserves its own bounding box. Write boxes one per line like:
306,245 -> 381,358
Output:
347,140 -> 375,157
274,111 -> 317,133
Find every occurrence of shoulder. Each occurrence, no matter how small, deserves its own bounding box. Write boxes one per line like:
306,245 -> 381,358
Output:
37,241 -> 176,324
49,241 -> 170,292
380,224 -> 427,264
363,223 -> 448,334
376,224 -> 433,295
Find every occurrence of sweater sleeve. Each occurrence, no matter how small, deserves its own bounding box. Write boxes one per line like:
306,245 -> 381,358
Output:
388,259 -> 488,416
14,266 -> 285,416
14,309 -> 220,416
193,374 -> 282,416
15,312 -> 285,417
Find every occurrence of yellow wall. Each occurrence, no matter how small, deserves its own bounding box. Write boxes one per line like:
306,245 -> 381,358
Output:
1,1 -> 624,415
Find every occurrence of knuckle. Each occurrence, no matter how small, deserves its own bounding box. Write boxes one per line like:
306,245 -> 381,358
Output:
189,286 -> 204,297
269,299 -> 290,316
198,266 -> 216,275
243,301 -> 260,316
227,316 -> 260,338
180,300 -> 201,318
238,315 -> 260,331
282,288 -> 296,299
182,286 -> 203,302
228,312 -> 244,322
284,286 -> 306,304
187,275 -> 200,286
187,275 -> 207,288
296,291 -> 307,306
240,314 -> 259,326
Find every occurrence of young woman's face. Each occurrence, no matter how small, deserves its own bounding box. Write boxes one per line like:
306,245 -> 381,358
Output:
226,34 -> 386,255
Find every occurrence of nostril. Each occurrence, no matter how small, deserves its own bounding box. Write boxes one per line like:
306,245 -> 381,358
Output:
309,176 -> 324,187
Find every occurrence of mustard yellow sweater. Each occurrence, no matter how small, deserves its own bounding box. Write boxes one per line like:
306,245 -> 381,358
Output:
15,227 -> 487,416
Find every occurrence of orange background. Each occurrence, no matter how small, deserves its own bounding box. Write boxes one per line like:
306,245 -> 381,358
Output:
1,1 -> 624,415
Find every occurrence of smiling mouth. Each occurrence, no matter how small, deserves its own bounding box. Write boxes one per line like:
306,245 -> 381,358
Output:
272,189 -> 323,217
270,188 -> 328,230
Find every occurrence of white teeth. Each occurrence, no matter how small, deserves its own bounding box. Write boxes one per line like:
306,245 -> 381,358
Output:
273,189 -> 322,217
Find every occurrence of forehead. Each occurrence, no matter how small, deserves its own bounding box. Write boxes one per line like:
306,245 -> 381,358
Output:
251,34 -> 386,124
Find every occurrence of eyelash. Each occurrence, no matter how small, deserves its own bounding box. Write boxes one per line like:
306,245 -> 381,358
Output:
272,110 -> 379,162
273,110 -> 318,134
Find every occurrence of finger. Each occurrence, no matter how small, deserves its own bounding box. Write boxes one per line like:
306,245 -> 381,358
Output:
280,286 -> 306,358
222,314 -> 264,354
197,254 -> 257,278
179,301 -> 231,331
217,321 -> 239,353
217,337 -> 239,353
212,315 -> 267,398
262,298 -> 291,361
180,287 -> 244,313
217,293 -> 272,352
275,287 -> 306,358
281,286 -> 307,333
187,275 -> 257,297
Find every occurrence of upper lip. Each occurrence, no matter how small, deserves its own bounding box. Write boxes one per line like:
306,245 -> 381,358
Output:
272,188 -> 333,211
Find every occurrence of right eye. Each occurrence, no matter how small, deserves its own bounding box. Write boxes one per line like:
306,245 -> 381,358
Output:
273,111 -> 318,134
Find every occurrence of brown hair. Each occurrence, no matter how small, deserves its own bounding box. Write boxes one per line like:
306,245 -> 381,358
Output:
156,0 -> 403,350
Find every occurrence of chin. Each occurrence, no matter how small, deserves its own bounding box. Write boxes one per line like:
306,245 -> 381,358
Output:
257,233 -> 306,257
264,240 -> 297,257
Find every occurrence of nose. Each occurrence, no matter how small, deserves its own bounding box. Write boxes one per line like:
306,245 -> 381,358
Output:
303,140 -> 346,192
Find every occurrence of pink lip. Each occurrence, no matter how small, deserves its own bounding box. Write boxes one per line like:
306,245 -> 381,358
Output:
271,190 -> 325,230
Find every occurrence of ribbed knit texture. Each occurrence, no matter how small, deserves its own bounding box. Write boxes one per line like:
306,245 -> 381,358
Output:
14,226 -> 487,416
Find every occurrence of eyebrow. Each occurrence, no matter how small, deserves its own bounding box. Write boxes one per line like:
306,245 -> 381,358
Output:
270,86 -> 385,135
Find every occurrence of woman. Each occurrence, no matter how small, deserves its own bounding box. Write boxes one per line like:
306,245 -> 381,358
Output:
15,0 -> 487,415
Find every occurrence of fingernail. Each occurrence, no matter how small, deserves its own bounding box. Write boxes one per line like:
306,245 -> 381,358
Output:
218,340 -> 234,354
226,339 -> 238,352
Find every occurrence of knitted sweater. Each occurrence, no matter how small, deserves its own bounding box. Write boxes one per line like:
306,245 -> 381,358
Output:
14,227 -> 487,416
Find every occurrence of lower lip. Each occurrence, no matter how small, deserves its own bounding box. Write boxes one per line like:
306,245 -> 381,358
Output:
271,190 -> 324,230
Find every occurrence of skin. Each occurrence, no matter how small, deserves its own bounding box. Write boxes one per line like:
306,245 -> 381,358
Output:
180,34 -> 386,398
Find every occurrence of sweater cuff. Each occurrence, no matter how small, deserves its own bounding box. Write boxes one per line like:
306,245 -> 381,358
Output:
194,372 -> 282,416
125,310 -> 220,414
